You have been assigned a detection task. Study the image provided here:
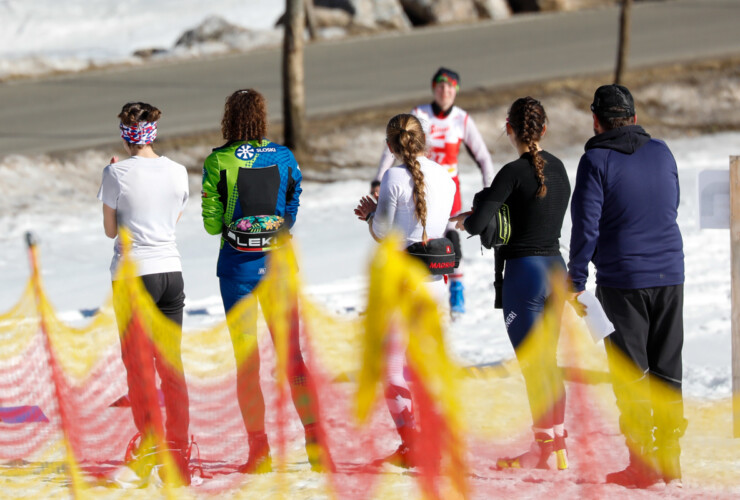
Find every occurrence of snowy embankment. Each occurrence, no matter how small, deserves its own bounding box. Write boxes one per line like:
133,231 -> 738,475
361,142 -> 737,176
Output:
0,130 -> 737,401
0,0 -> 285,81
1,3 -> 739,495
0,129 -> 739,498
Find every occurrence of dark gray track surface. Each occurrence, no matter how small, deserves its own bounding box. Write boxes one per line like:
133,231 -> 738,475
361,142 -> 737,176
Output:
1,0 -> 738,156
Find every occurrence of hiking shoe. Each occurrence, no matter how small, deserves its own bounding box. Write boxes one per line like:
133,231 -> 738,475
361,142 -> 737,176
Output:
306,442 -> 336,473
123,434 -> 192,486
373,443 -> 413,469
606,463 -> 662,489
658,452 -> 681,483
123,432 -> 157,484
665,478 -> 683,489
157,447 -> 191,487
496,432 -> 554,470
237,453 -> 272,474
449,281 -> 465,314
655,437 -> 682,483
606,451 -> 663,490
304,423 -> 336,473
554,432 -> 568,471
238,432 -> 272,474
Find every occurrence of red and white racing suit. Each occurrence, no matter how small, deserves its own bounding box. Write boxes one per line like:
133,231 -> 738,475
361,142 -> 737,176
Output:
375,104 -> 494,217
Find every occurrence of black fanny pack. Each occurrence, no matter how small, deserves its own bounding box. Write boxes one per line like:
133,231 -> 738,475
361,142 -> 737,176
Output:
223,215 -> 284,252
406,237 -> 456,275
480,203 -> 511,250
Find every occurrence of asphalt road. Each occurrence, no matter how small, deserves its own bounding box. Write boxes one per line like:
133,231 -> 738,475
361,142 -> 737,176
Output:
1,0 -> 739,157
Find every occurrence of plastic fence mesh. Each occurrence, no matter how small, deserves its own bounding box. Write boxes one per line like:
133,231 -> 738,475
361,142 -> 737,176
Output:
0,232 -> 738,499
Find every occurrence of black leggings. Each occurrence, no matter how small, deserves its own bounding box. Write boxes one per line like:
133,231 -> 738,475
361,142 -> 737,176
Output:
139,272 -> 186,325
113,271 -> 189,449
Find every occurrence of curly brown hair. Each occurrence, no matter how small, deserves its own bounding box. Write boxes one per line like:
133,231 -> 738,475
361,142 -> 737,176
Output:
221,89 -> 267,142
386,114 -> 428,231
508,97 -> 548,198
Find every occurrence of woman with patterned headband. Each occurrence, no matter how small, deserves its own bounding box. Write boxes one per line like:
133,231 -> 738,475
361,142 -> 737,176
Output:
97,101 -> 191,486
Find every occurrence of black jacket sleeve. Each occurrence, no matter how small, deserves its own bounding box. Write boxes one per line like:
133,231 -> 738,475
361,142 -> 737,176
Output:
464,188 -> 502,235
463,164 -> 516,235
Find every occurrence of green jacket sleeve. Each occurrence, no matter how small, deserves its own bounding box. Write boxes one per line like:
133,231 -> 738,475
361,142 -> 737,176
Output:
201,153 -> 224,235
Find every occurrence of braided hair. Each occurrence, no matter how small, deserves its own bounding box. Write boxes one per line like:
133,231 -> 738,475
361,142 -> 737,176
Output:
386,114 -> 428,230
508,97 -> 548,198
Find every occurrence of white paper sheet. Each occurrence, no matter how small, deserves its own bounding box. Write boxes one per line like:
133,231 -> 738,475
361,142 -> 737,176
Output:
576,291 -> 615,343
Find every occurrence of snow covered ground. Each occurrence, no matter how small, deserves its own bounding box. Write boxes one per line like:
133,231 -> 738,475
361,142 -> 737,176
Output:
0,129 -> 738,498
0,0 -> 285,80
1,1 -> 739,497
0,131 -> 736,400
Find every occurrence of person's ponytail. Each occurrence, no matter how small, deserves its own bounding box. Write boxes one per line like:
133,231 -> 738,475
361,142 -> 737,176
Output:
508,97 -> 548,198
386,114 -> 428,231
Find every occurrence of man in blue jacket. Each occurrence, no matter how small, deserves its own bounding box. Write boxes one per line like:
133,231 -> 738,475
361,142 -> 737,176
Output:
568,84 -> 687,488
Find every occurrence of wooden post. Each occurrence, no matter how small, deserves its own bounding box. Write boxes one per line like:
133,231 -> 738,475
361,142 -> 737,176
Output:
283,0 -> 307,154
614,0 -> 632,84
731,156 -> 740,438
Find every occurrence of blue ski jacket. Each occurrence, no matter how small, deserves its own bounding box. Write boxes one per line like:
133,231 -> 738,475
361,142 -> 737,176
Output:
201,139 -> 302,282
568,125 -> 684,291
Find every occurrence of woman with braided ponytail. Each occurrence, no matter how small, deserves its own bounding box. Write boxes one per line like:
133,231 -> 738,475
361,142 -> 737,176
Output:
355,114 -> 455,468
372,68 -> 496,317
452,97 -> 572,471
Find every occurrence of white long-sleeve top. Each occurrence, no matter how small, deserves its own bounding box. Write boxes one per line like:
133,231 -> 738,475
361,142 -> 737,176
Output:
372,156 -> 456,248
374,104 -> 495,187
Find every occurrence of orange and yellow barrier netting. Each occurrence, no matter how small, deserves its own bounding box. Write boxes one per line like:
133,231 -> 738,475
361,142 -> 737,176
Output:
0,232 -> 739,499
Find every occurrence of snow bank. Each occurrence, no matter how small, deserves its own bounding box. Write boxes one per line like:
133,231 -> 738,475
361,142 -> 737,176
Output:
0,0 -> 285,80
0,131 -> 737,402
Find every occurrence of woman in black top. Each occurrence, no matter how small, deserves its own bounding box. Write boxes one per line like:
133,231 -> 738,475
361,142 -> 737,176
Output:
452,97 -> 571,471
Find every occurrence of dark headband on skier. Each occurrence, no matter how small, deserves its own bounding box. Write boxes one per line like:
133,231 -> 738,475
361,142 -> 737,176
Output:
432,67 -> 460,91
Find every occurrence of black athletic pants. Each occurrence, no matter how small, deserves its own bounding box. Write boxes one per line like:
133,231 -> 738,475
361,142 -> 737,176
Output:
114,271 -> 190,451
140,272 -> 186,326
597,284 -> 686,451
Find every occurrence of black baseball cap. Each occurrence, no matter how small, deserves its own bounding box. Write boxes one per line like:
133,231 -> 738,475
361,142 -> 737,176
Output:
590,84 -> 635,118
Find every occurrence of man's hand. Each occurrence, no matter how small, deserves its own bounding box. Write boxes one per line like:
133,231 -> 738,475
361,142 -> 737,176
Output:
110,156 -> 119,164
568,291 -> 587,317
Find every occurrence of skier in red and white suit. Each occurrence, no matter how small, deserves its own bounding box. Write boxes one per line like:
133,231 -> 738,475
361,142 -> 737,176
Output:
372,67 -> 495,314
